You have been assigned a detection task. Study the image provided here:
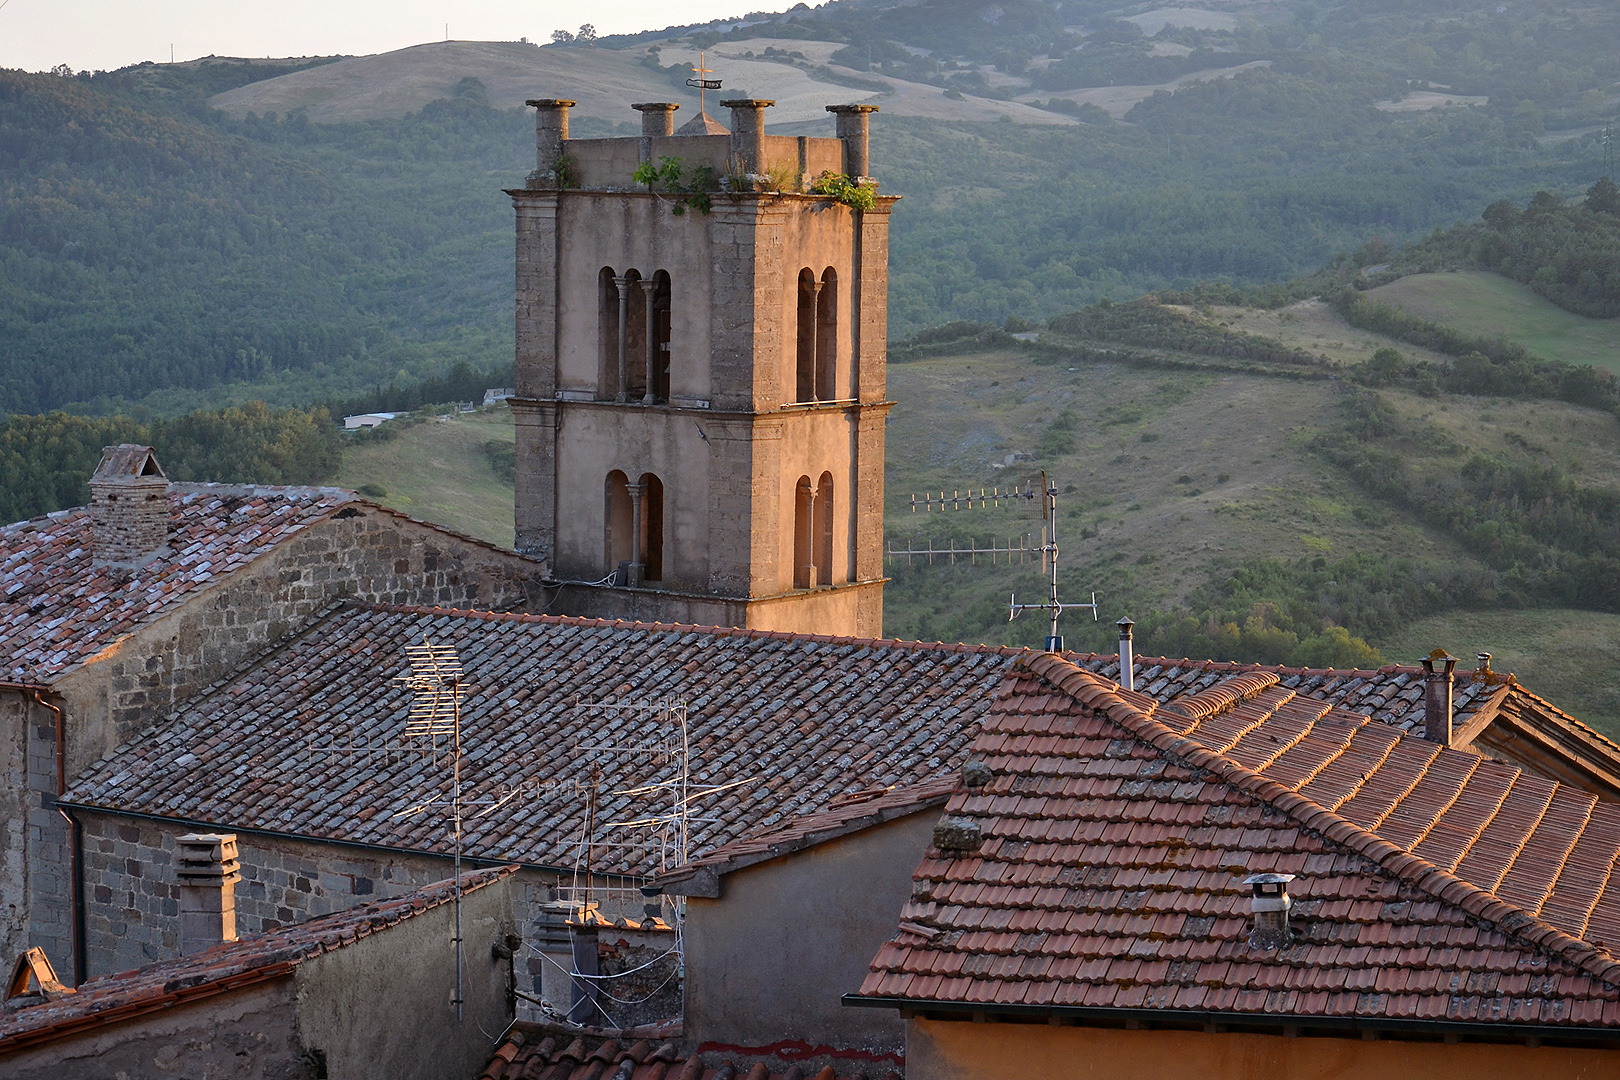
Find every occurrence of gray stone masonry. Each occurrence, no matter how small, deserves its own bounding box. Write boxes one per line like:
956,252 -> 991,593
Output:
74,810 -> 657,1024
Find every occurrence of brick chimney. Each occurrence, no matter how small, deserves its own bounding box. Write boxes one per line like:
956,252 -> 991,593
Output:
1420,650 -> 1458,745
175,833 -> 241,956
89,445 -> 170,567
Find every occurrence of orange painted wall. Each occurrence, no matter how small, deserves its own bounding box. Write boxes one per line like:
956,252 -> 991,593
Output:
905,1017 -> 1619,1080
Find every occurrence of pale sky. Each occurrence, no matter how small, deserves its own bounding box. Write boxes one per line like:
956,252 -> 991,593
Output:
0,0 -> 766,73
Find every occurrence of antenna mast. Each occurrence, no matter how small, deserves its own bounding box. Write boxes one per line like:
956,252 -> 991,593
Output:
894,472 -> 1098,651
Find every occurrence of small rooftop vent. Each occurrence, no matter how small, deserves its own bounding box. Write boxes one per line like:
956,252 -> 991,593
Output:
1117,617 -> 1135,693
1244,872 -> 1295,949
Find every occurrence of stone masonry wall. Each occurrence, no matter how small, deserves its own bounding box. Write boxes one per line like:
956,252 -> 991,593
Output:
72,811 -> 681,1025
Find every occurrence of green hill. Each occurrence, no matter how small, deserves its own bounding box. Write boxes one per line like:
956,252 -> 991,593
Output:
1367,272 -> 1620,375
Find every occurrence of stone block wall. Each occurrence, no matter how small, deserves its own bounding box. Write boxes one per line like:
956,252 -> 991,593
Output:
58,503 -> 542,776
71,811 -> 667,1028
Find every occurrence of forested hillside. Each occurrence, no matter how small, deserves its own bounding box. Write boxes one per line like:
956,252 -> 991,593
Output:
2,0 -> 1616,418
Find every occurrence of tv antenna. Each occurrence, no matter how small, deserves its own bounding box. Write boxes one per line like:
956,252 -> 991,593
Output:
890,472 -> 1097,651
686,51 -> 722,114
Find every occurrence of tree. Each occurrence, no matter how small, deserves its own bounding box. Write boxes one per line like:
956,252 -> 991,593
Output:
1587,176 -> 1620,215
576,23 -> 597,43
550,29 -> 574,44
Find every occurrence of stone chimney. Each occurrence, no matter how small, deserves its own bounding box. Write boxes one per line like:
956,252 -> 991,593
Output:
633,102 -> 678,136
1420,650 -> 1458,745
88,444 -> 170,567
175,833 -> 241,956
826,103 -> 878,180
1117,617 -> 1136,693
721,98 -> 774,176
525,98 -> 574,187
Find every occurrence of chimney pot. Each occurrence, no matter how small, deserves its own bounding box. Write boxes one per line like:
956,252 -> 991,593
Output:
525,98 -> 575,187
1117,617 -> 1136,693
89,445 -> 169,567
826,103 -> 878,180
720,98 -> 774,176
175,833 -> 241,955
1419,650 -> 1458,745
1477,652 -> 1492,674
1243,872 -> 1295,949
632,102 -> 679,137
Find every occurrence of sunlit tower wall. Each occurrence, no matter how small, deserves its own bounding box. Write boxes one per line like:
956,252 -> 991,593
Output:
508,96 -> 893,637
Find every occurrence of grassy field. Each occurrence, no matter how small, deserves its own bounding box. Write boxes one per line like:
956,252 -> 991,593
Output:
333,406 -> 516,548
880,348 -> 1483,650
1366,271 -> 1620,374
1197,299 -> 1455,369
1380,609 -> 1620,740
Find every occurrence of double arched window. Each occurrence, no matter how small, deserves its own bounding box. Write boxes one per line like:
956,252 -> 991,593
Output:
793,472 -> 834,588
599,268 -> 672,403
794,267 -> 838,403
605,470 -> 664,585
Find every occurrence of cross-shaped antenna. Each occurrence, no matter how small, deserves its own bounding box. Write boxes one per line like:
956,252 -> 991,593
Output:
685,51 -> 722,115
893,473 -> 1098,651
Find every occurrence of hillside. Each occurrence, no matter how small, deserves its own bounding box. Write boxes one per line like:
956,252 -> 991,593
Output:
4,0 -> 1619,419
1366,273 -> 1620,375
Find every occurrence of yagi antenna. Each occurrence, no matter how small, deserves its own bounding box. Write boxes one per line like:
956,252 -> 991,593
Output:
891,472 -> 1098,652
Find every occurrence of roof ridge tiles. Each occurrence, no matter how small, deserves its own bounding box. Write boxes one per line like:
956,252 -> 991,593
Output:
1018,651 -> 1620,992
357,601 -> 1033,657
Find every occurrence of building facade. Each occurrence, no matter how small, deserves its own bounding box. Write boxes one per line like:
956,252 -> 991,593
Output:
510,97 -> 894,637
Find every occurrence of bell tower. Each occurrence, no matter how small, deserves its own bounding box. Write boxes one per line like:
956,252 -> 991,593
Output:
508,96 -> 893,637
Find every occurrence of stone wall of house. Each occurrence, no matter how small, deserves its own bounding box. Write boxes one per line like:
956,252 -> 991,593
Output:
18,505 -> 540,971
70,809 -> 655,1027
57,503 -> 542,777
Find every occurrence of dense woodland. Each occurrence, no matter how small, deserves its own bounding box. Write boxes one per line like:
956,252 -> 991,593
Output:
3,0 -> 1620,673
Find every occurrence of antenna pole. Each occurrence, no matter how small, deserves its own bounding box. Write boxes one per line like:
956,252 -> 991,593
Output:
452,676 -> 463,1022
1043,472 -> 1061,650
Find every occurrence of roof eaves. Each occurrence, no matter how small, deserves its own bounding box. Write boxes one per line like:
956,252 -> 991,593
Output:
1019,651 -> 1620,992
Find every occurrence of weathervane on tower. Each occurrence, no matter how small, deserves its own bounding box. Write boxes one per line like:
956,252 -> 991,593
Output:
685,51 -> 722,114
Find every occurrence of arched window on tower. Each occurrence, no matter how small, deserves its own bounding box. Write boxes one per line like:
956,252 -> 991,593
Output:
639,472 -> 664,583
605,470 -> 665,585
793,475 -> 814,589
605,470 -> 632,574
816,269 -> 838,402
795,269 -> 817,403
815,471 -> 834,585
648,271 -> 672,403
599,268 -> 621,401
599,268 -> 646,401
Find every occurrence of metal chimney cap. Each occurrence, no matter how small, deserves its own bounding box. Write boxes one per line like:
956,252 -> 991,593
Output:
1419,649 -> 1458,675
1242,872 -> 1295,887
1116,616 -> 1135,634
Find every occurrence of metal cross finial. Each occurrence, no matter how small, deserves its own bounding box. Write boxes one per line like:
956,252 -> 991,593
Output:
685,51 -> 722,115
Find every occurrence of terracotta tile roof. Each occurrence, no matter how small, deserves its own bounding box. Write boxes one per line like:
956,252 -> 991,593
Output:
0,483 -> 356,679
0,866 -> 516,1053
855,654 -> 1620,1033
1071,653 -> 1503,738
63,605 -> 1022,875
479,1027 -> 901,1080
660,778 -> 956,896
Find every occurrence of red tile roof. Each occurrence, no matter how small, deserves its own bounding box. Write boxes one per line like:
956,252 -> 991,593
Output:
64,605 -> 1021,875
0,866 -> 516,1053
479,1028 -> 901,1080
660,778 -> 956,896
855,654 -> 1620,1033
0,484 -> 355,679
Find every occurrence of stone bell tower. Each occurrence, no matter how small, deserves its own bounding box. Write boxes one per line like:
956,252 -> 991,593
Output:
508,96 -> 893,637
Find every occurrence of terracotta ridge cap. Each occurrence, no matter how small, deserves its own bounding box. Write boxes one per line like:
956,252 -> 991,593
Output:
1160,670 -> 1282,721
359,602 -> 1032,656
1017,652 -> 1620,993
